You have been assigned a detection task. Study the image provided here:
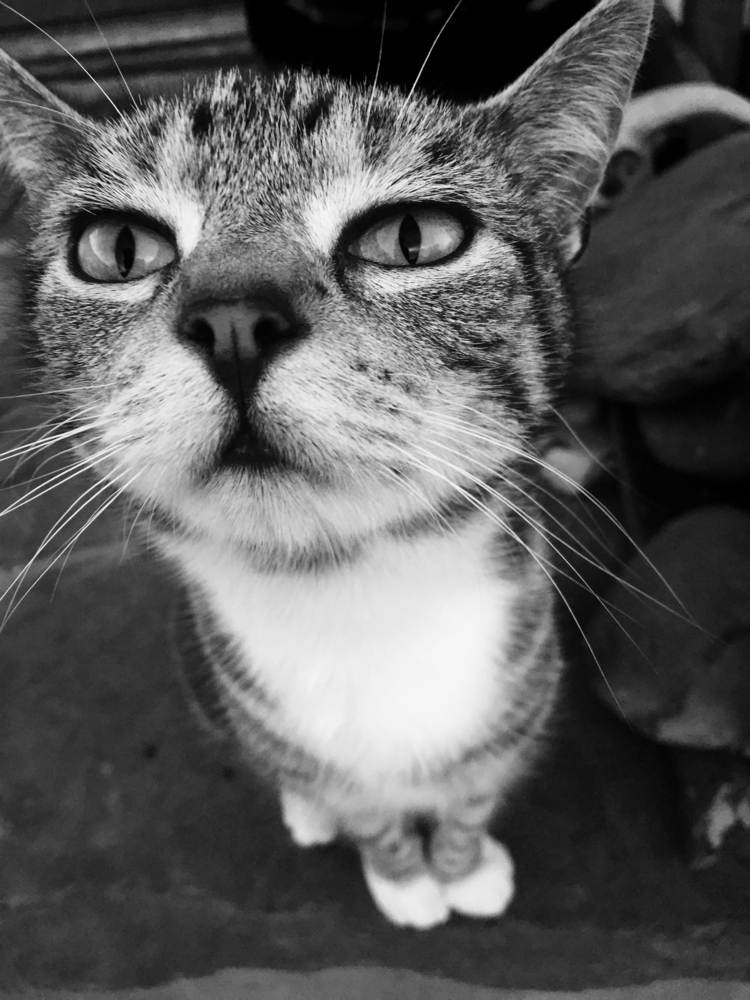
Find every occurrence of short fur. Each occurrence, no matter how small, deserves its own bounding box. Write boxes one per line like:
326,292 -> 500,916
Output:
0,0 -> 652,927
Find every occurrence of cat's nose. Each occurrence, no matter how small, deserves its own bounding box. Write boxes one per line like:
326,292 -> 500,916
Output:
179,298 -> 299,400
180,299 -> 295,362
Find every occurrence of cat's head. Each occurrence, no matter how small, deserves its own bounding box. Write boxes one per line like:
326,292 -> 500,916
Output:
0,0 -> 651,567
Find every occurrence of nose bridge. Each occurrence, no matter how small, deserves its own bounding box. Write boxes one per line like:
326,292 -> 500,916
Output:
177,282 -> 304,419
174,238 -> 318,407
180,233 -> 308,304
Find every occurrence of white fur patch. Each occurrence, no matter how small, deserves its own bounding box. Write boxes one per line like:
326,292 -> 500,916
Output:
363,868 -> 450,929
442,835 -> 515,918
119,181 -> 205,258
171,518 -> 519,794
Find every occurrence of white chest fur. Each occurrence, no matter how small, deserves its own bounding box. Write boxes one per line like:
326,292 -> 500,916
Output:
166,522 -> 519,780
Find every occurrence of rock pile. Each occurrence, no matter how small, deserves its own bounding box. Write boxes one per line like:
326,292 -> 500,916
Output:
570,130 -> 750,873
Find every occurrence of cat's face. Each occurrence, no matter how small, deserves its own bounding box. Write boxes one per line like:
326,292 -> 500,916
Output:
24,75 -> 570,558
0,0 -> 652,565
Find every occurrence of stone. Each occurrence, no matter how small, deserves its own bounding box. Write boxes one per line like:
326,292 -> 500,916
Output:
569,132 -> 750,404
672,748 -> 750,875
587,504 -> 750,752
637,370 -> 750,480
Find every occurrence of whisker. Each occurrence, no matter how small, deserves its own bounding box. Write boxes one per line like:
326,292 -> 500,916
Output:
415,438 -> 646,646
392,442 -> 574,589
5,434 -> 108,489
412,439 -> 613,599
0,99 -> 91,135
414,418 -> 706,651
119,486 -> 156,561
389,445 -> 629,720
50,470 -> 140,595
0,417 -> 105,466
379,461 -> 454,537
0,0 -> 123,118
0,403 -> 114,460
0,419 -> 105,469
1,421 -> 114,481
549,402 -> 613,478
396,0 -> 464,122
418,435 -> 631,597
81,0 -> 137,109
4,467 -> 139,621
365,0 -> 388,127
419,412 -> 616,555
423,405 -> 697,626
1,469 -> 114,620
0,441 -> 121,517
0,96 -> 89,124
0,382 -> 118,401
2,450 -> 127,582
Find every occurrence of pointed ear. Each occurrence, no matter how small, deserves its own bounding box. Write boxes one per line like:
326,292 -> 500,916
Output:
0,47 -> 89,199
473,0 -> 653,263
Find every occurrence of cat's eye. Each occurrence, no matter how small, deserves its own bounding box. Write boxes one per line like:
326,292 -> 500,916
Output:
348,207 -> 466,267
76,218 -> 176,282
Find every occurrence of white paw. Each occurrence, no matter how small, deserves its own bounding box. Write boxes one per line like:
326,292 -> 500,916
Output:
363,868 -> 450,929
443,836 -> 515,918
280,789 -> 338,847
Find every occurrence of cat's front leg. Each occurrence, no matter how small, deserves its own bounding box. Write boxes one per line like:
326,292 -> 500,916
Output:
343,811 -> 450,929
435,832 -> 515,918
429,797 -> 515,919
352,810 -> 514,926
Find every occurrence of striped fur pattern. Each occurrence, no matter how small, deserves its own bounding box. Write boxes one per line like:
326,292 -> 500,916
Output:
0,0 -> 651,927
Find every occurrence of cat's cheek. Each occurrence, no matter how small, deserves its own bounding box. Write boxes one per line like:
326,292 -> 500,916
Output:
92,355 -> 231,495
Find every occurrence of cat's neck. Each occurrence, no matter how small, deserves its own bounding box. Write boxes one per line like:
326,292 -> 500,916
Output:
159,514 -> 525,776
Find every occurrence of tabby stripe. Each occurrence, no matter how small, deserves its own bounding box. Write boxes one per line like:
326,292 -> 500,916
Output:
507,234 -> 564,392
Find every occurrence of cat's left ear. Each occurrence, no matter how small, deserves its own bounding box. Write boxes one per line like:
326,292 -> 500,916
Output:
0,47 -> 89,200
472,0 -> 653,263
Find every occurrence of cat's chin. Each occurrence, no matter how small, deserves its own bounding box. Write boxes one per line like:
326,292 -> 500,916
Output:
158,462 -> 429,560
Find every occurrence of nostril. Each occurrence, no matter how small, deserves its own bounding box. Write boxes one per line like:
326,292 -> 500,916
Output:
254,316 -> 291,352
185,317 -> 215,354
180,301 -> 299,363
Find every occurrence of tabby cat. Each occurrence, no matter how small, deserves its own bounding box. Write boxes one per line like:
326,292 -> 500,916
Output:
0,0 -> 651,928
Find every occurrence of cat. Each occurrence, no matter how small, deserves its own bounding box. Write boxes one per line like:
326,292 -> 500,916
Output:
0,0 -> 652,928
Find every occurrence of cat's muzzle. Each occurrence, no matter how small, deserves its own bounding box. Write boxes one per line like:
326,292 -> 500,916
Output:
179,295 -> 303,472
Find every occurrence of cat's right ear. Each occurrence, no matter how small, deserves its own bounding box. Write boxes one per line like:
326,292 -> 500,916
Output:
469,0 -> 653,264
0,48 -> 87,199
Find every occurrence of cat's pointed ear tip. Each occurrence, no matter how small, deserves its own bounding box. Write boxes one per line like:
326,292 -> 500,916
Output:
563,0 -> 654,46
591,0 -> 654,18
575,0 -> 655,41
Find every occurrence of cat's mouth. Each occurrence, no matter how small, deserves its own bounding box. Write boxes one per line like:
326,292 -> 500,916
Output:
218,424 -> 290,472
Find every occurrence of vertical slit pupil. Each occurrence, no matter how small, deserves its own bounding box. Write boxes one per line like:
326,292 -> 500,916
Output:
398,214 -> 421,266
115,226 -> 136,278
